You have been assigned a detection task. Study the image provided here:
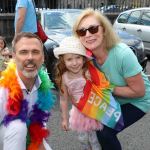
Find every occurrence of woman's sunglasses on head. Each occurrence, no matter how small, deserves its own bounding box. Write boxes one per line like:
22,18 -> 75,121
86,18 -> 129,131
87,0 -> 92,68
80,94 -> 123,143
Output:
76,25 -> 101,37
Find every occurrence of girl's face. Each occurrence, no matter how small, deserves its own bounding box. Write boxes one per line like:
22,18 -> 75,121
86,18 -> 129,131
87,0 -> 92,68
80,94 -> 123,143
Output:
77,15 -> 104,52
0,39 -> 5,50
63,53 -> 84,75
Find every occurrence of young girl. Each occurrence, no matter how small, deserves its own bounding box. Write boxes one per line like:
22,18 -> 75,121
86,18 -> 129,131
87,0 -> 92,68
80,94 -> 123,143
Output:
0,36 -> 11,72
54,36 -> 102,150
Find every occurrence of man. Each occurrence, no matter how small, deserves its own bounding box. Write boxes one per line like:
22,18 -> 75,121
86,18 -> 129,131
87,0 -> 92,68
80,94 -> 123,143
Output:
14,0 -> 37,34
0,32 -> 54,150
14,0 -> 53,83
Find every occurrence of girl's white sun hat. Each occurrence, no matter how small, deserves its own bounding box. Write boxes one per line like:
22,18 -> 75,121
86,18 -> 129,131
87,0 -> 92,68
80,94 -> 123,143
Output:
54,36 -> 87,59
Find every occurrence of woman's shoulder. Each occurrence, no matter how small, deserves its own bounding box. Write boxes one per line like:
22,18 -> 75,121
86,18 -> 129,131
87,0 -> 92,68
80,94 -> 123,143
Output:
112,42 -> 130,51
110,42 -> 134,57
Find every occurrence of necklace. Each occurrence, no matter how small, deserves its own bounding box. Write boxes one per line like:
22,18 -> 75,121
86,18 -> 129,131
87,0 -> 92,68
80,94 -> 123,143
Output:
0,61 -> 56,150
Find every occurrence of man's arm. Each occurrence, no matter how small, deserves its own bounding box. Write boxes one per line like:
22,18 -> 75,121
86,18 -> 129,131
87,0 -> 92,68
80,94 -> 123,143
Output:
15,7 -> 26,34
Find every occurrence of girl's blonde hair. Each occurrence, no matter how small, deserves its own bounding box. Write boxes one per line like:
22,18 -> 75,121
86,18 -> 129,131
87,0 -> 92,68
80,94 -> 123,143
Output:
54,55 -> 88,91
73,8 -> 120,50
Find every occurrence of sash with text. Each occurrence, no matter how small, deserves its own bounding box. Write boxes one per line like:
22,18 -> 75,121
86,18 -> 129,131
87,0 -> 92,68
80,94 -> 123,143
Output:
77,61 -> 124,131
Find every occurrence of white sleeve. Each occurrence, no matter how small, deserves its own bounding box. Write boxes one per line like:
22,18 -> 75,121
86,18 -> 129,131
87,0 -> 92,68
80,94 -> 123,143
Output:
43,139 -> 53,150
0,88 -> 9,124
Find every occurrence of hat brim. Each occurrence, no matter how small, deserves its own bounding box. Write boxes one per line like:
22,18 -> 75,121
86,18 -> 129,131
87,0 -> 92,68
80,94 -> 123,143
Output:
54,47 -> 89,59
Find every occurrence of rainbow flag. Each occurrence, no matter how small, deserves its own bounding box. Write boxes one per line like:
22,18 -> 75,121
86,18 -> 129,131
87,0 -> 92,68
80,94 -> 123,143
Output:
77,61 -> 124,131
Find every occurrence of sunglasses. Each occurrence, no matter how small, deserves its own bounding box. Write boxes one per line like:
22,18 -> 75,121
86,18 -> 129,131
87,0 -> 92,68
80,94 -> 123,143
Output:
76,25 -> 101,37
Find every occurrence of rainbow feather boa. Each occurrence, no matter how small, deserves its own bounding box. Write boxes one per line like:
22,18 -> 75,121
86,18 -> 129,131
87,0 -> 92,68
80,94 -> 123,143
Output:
0,61 -> 56,150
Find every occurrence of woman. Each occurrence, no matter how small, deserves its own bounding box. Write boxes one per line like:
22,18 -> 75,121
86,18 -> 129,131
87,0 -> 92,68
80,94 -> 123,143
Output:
73,8 -> 150,150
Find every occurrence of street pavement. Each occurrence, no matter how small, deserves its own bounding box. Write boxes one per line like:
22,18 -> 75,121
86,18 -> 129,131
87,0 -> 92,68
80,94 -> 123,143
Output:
47,61 -> 150,150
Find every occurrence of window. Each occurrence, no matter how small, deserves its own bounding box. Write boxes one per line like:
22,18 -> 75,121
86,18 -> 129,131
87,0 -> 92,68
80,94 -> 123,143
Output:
140,10 -> 150,26
118,12 -> 130,23
127,10 -> 141,24
45,12 -> 70,29
44,11 -> 81,29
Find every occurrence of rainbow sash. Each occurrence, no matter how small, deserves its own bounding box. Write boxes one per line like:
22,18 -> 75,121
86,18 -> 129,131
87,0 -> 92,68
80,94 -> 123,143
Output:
77,61 -> 124,131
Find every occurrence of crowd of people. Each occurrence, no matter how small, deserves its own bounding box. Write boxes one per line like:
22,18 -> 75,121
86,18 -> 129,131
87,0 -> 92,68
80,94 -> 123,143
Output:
0,0 -> 150,150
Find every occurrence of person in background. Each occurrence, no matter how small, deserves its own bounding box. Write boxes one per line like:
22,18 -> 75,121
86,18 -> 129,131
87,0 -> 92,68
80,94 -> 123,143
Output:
0,36 -> 11,72
0,32 -> 55,150
73,8 -> 150,150
14,0 -> 37,35
54,36 -> 103,150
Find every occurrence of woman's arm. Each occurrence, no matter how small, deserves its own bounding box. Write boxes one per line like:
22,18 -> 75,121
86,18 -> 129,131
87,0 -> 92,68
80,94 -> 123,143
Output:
113,73 -> 145,98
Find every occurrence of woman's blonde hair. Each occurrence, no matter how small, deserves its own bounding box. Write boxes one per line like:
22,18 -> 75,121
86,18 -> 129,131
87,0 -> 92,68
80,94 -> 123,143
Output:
73,8 -> 120,50
54,55 -> 88,91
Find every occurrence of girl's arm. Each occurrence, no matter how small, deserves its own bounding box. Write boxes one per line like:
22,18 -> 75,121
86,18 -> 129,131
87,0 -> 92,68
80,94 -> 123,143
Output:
113,73 -> 145,98
59,82 -> 69,131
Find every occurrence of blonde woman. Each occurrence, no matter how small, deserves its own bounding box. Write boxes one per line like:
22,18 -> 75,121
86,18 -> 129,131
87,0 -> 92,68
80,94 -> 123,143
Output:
73,8 -> 150,150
